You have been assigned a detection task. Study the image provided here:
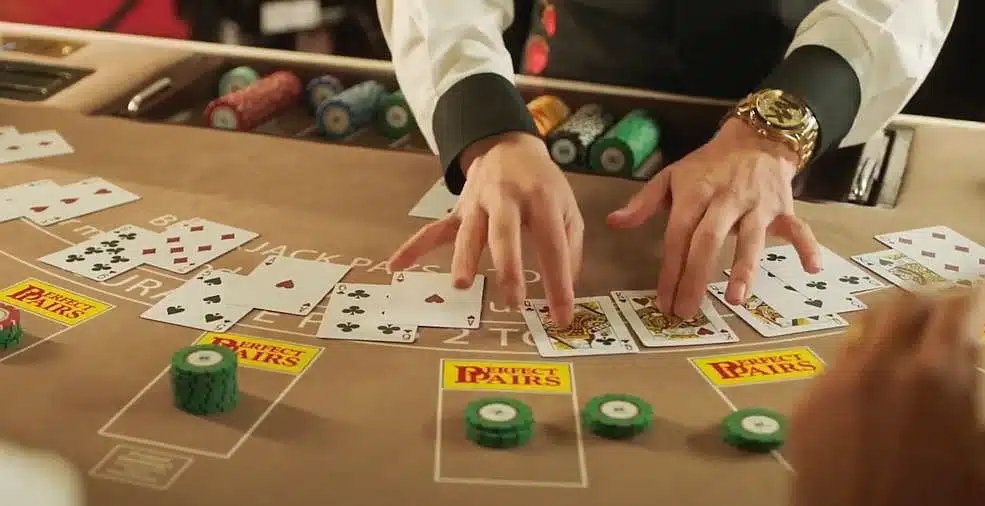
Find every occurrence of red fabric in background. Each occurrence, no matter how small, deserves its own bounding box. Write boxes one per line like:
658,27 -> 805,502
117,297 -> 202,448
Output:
0,0 -> 187,39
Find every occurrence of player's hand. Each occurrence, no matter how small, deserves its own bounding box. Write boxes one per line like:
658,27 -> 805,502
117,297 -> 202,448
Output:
388,131 -> 584,326
788,286 -> 985,506
606,117 -> 820,318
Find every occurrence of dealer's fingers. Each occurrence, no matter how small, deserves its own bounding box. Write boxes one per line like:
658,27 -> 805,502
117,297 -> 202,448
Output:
675,197 -> 745,317
486,196 -> 525,308
771,214 -> 821,273
451,208 -> 489,289
388,217 -> 459,271
528,197 -> 575,326
656,190 -> 712,314
727,210 -> 768,304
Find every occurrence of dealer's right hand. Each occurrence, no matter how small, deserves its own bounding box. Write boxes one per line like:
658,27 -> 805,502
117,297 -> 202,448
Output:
387,131 -> 584,326
788,286 -> 985,506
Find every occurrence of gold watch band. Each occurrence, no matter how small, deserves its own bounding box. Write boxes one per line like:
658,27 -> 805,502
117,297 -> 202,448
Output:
729,89 -> 818,171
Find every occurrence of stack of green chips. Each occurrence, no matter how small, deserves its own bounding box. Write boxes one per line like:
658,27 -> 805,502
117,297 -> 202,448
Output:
170,344 -> 239,416
0,305 -> 22,350
721,407 -> 787,453
581,393 -> 653,439
464,397 -> 534,449
588,109 -> 661,177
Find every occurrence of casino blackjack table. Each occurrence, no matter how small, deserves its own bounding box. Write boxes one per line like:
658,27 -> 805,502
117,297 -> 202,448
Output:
0,22 -> 984,506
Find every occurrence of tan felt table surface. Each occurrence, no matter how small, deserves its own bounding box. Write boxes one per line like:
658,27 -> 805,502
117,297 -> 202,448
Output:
0,51 -> 984,506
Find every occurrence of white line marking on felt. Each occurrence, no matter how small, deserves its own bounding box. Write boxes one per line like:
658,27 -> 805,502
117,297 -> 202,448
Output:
435,477 -> 585,488
568,361 -> 590,488
432,359 -> 445,483
88,443 -> 194,491
686,358 -> 794,473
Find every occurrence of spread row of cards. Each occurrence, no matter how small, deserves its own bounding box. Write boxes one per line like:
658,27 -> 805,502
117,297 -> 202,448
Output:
0,127 -> 74,166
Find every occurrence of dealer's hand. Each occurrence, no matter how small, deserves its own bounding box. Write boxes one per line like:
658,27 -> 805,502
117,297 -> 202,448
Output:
607,117 -> 821,318
788,286 -> 985,506
388,131 -> 584,326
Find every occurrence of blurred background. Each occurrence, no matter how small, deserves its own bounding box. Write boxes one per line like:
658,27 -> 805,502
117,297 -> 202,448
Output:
1,0 -> 983,122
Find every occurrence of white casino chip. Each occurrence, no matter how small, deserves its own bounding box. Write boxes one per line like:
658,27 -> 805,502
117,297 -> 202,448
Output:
550,138 -> 577,165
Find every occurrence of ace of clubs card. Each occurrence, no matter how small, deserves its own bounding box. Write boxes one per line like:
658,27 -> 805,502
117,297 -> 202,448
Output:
521,296 -> 639,357
147,218 -> 259,274
317,283 -> 418,342
38,225 -> 163,281
22,177 -> 141,226
141,270 -> 251,332
228,255 -> 351,315
611,290 -> 737,347
386,271 -> 484,328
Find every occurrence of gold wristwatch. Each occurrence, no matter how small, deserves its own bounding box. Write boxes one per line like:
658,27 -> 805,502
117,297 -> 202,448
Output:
730,88 -> 819,171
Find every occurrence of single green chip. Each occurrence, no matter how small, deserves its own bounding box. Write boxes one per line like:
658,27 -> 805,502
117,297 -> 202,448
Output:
465,424 -> 533,449
588,109 -> 660,176
581,393 -> 653,439
0,324 -> 21,350
721,407 -> 787,453
463,397 -> 534,433
217,66 -> 259,96
170,344 -> 239,415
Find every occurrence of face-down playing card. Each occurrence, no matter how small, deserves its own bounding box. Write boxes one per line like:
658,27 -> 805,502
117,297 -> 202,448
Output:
611,290 -> 737,347
38,225 -> 163,281
521,296 -> 639,357
386,271 -> 484,328
22,177 -> 141,226
146,218 -> 259,274
707,282 -> 848,337
226,255 -> 351,315
141,269 -> 252,332
317,283 -> 418,342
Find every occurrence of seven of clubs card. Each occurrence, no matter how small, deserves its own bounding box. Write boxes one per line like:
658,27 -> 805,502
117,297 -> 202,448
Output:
227,255 -> 350,315
707,282 -> 848,337
522,296 -> 639,357
317,283 -> 418,343
39,225 -> 162,281
387,272 -> 484,329
147,217 -> 258,274
611,290 -> 737,347
141,270 -> 251,332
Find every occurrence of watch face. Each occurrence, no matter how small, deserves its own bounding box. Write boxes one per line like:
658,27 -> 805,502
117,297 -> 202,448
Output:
754,89 -> 806,129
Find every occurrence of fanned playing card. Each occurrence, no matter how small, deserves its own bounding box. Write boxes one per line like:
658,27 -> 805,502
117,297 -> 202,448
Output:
735,266 -> 866,319
38,225 -> 163,281
408,178 -> 458,219
141,269 -> 251,332
707,282 -> 847,337
316,283 -> 418,342
22,177 -> 140,226
387,271 -> 483,328
0,179 -> 59,222
759,244 -> 885,293
226,255 -> 350,315
0,130 -> 73,165
146,217 -> 259,274
874,225 -> 985,283
521,296 -> 639,357
611,290 -> 737,347
851,249 -> 954,292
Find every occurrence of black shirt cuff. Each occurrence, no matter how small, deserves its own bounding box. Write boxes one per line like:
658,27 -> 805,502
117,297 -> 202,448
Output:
432,73 -> 538,195
758,45 -> 862,161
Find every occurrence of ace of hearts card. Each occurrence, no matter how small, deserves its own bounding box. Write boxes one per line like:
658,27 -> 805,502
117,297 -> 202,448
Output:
611,290 -> 737,347
227,255 -> 351,315
317,283 -> 418,343
521,296 -> 639,357
386,271 -> 484,328
141,269 -> 252,332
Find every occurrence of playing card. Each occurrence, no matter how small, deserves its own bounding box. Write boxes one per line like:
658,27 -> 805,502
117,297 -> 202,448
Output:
0,179 -> 59,222
146,218 -> 259,274
759,244 -> 885,293
851,249 -> 953,292
875,226 -> 985,282
316,283 -> 418,342
521,296 -> 639,357
387,271 -> 484,328
707,282 -> 848,337
38,225 -> 163,281
408,178 -> 458,219
140,269 -> 251,332
611,290 -> 737,347
21,177 -> 141,226
227,255 -> 350,315
737,266 -> 866,319
0,127 -> 19,139
0,130 -> 73,165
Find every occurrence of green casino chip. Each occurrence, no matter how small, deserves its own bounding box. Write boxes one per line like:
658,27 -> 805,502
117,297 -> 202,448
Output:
465,424 -> 533,449
375,90 -> 416,139
581,393 -> 653,439
588,109 -> 660,177
0,306 -> 22,350
464,397 -> 534,433
721,407 -> 787,453
217,66 -> 260,96
170,344 -> 239,416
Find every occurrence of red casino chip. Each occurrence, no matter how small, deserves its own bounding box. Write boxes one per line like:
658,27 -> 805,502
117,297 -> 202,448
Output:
541,3 -> 557,37
204,70 -> 302,131
523,35 -> 550,75
0,303 -> 21,330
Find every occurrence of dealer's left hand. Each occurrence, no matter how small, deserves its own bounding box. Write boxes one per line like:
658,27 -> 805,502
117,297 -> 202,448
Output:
607,117 -> 821,318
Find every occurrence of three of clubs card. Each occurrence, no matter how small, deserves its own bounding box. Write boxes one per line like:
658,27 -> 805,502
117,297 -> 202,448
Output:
521,296 -> 639,357
227,255 -> 350,315
611,290 -> 737,347
317,283 -> 418,343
